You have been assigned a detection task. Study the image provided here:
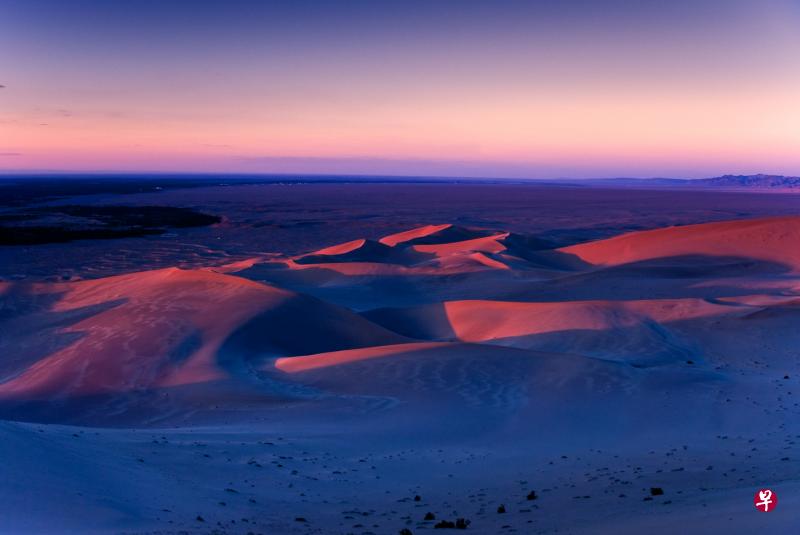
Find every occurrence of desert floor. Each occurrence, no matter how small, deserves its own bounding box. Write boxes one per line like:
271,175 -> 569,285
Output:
1,181 -> 799,534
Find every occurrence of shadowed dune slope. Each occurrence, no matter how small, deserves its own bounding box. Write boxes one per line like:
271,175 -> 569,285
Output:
273,342 -> 720,429
273,342 -> 635,411
273,342 -> 639,406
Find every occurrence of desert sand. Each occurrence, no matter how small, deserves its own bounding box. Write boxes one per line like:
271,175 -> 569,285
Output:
2,208 -> 799,533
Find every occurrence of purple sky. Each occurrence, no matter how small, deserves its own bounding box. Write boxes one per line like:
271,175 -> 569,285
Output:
2,0 -> 800,178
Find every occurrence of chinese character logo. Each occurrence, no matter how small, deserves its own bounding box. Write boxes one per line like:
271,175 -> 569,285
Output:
754,489 -> 777,512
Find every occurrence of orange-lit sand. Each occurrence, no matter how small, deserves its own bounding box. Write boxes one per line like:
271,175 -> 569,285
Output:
378,223 -> 453,246
562,215 -> 800,270
275,342 -> 449,373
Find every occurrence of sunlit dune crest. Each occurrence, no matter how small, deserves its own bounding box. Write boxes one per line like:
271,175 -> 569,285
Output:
274,342 -> 450,373
378,224 -> 453,247
443,298 -> 734,342
562,215 -> 800,271
411,232 -> 510,256
310,238 -> 368,256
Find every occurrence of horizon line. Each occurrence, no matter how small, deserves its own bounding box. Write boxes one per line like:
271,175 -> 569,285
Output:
0,170 -> 791,182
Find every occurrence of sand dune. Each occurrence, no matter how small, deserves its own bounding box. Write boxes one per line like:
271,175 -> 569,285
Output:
292,225 -> 513,270
275,341 -> 643,411
366,298 -> 734,341
7,216 -> 785,381
296,238 -> 427,265
378,224 -> 566,266
8,215 -> 766,410
363,297 -> 743,367
0,267 -> 406,405
561,215 -> 800,271
378,223 -> 497,247
259,224 -> 576,283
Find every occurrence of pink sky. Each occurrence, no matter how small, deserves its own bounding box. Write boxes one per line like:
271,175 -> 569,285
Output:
2,1 -> 800,178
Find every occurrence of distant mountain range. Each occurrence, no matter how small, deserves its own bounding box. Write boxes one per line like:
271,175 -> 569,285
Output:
564,174 -> 800,189
693,174 -> 800,188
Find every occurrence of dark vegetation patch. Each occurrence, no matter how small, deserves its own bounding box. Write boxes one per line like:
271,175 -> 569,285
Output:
0,205 -> 221,245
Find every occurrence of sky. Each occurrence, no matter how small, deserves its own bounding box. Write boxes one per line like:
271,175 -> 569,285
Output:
1,0 -> 800,179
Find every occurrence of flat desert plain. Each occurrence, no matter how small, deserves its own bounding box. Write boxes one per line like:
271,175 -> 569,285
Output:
1,181 -> 799,534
